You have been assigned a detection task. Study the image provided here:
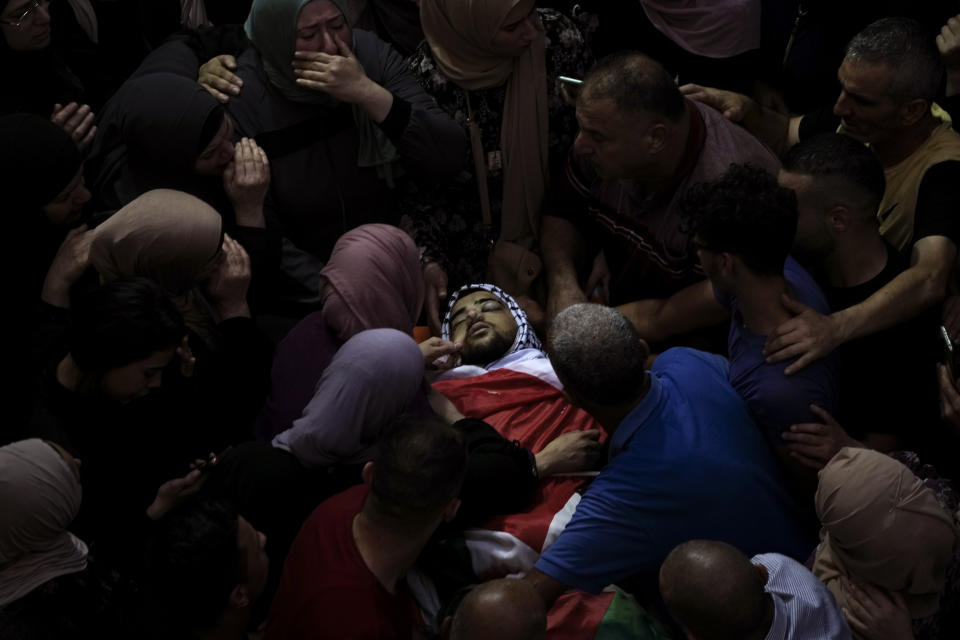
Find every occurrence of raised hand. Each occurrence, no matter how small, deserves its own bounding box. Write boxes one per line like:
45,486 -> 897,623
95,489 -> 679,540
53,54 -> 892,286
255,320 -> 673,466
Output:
51,102 -> 97,151
223,137 -> 270,228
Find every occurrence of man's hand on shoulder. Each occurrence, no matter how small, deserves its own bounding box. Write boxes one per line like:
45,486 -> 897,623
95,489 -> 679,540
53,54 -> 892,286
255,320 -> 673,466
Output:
764,294 -> 845,375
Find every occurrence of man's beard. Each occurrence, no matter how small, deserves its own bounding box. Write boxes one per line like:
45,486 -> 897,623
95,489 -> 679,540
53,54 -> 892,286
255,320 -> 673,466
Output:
460,330 -> 516,366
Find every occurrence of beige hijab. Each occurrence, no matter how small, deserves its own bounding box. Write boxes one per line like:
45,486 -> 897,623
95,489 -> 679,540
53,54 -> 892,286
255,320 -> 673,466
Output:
0,440 -> 88,607
90,189 -> 223,338
814,447 -> 959,618
420,0 -> 549,244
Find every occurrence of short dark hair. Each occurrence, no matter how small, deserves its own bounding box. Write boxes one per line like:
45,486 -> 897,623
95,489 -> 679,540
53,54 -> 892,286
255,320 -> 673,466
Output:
580,52 -> 685,120
547,303 -> 647,406
845,17 -> 943,103
679,164 -> 798,277
69,277 -> 185,374
145,500 -> 241,633
660,540 -> 768,640
368,414 -> 467,526
782,133 -> 886,201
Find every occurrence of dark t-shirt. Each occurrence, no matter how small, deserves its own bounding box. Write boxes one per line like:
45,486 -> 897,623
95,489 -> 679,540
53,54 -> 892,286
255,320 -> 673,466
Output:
797,109 -> 960,248
817,243 -> 941,442
714,257 -> 837,441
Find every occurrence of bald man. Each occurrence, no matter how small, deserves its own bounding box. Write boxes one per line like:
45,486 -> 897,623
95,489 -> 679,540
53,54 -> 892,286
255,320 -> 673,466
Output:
659,540 -> 850,640
449,579 -> 546,640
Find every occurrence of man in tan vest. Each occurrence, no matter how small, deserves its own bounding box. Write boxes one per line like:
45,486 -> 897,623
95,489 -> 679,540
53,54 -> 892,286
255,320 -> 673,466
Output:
681,16 -> 960,375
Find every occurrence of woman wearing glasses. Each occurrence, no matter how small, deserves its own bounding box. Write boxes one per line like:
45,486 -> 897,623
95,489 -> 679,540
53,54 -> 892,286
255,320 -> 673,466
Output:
0,0 -> 136,124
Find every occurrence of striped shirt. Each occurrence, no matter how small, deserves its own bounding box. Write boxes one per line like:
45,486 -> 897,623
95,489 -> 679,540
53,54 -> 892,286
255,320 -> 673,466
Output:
754,553 -> 851,640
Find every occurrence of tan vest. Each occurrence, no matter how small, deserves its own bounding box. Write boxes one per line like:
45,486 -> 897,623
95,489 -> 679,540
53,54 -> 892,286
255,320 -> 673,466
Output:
878,116 -> 960,251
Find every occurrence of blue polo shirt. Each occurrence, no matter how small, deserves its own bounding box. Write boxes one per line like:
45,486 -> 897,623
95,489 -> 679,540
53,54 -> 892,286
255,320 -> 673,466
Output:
534,347 -> 813,594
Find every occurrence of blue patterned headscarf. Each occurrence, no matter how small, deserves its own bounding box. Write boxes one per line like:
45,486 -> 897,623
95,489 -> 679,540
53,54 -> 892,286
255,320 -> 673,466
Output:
441,283 -> 542,356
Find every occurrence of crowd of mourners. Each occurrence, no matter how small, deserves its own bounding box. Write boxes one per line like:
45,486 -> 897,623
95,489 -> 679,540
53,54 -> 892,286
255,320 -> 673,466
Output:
7,0 -> 960,638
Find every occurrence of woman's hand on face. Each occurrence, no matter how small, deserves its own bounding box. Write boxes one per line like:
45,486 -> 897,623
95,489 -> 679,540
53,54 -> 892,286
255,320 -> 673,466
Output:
292,37 -> 394,121
205,233 -> 252,319
223,137 -> 270,228
292,36 -> 369,102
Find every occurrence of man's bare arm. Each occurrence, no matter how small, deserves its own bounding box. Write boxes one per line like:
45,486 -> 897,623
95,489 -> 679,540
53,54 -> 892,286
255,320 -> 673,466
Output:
617,279 -> 728,343
542,214 -> 589,320
679,83 -> 802,155
523,568 -> 567,610
765,235 -> 956,374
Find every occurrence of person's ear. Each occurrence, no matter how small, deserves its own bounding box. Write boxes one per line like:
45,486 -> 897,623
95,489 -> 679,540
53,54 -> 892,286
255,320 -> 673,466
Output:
361,461 -> 375,489
826,204 -> 850,232
443,497 -> 461,523
230,584 -> 250,609
637,338 -> 650,362
647,122 -> 668,154
898,98 -> 928,127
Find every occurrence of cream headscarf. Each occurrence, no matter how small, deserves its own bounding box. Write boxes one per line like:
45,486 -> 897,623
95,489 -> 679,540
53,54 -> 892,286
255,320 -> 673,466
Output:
420,0 -> 549,244
814,447 -> 959,618
0,439 -> 88,607
89,189 -> 224,340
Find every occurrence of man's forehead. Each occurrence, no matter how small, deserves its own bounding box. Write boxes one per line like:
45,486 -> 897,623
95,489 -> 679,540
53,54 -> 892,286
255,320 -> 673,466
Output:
452,290 -> 507,312
576,97 -> 649,133
838,58 -> 897,97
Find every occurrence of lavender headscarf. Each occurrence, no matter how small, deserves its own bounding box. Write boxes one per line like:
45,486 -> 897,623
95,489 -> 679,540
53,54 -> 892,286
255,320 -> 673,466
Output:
272,328 -> 424,467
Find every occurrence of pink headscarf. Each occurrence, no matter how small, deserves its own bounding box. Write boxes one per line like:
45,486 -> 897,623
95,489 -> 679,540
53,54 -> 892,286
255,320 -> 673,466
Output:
319,224 -> 424,341
639,0 -> 761,59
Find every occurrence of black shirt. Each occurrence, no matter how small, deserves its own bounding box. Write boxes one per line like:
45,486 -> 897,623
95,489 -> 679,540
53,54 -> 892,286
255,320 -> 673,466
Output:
816,243 -> 941,444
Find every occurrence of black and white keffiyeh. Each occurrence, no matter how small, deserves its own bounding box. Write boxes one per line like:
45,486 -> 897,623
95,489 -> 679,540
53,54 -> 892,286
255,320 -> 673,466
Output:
441,283 -> 541,355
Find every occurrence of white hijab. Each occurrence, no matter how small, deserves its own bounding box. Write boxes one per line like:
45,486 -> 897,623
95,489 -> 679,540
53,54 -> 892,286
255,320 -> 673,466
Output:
0,439 -> 88,607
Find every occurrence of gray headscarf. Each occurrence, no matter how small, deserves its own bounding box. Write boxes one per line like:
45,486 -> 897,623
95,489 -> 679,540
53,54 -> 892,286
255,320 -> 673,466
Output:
244,0 -> 398,169
0,440 -> 88,607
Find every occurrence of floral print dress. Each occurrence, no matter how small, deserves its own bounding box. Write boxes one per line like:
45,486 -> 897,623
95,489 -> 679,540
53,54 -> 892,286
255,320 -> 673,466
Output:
399,9 -> 593,290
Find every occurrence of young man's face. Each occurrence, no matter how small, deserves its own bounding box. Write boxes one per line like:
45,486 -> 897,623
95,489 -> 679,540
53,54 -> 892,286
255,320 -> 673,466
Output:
98,347 -> 177,403
448,291 -> 519,366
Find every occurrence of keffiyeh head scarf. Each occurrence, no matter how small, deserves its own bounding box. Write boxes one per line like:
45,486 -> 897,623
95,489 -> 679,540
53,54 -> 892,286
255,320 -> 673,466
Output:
813,447 -> 959,618
0,439 -> 88,607
441,283 -> 541,356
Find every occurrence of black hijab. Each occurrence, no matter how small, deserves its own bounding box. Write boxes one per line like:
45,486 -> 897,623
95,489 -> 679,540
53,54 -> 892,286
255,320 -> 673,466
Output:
85,72 -> 227,218
2,113 -> 83,424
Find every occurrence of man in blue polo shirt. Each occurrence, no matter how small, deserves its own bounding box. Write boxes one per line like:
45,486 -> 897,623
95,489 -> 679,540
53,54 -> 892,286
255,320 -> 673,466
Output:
524,303 -> 813,607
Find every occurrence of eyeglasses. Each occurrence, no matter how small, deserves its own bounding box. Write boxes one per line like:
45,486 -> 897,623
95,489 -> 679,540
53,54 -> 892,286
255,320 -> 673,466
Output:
0,0 -> 50,29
